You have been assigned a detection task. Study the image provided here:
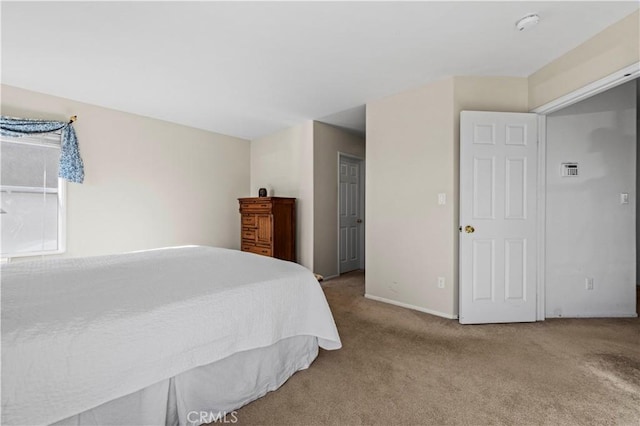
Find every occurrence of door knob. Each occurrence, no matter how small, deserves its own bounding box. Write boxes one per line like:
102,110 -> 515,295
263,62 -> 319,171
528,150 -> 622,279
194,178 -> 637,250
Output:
464,225 -> 475,233
356,219 -> 363,223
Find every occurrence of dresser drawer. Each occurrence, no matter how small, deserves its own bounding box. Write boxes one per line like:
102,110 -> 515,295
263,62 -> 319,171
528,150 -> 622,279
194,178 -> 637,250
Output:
242,215 -> 257,227
240,201 -> 272,212
242,228 -> 256,241
241,243 -> 272,257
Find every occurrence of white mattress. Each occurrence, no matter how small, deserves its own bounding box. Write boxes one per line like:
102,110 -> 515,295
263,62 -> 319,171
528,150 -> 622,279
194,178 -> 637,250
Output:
1,246 -> 341,425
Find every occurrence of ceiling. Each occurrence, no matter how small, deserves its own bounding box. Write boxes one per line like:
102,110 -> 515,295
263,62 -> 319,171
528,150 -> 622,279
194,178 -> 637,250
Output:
2,2 -> 638,140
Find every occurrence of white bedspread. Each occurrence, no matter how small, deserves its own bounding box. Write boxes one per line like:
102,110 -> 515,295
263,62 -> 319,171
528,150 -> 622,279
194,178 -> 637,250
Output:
1,246 -> 341,425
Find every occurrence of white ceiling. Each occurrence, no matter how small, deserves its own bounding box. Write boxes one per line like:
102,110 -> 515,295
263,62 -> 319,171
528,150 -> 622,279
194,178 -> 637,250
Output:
2,1 -> 638,140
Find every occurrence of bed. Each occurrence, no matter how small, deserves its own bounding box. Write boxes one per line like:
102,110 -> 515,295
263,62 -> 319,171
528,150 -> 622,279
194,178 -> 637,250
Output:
1,246 -> 341,425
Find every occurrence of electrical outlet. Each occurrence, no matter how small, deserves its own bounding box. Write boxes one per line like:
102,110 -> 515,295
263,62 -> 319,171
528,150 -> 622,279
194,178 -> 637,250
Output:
585,278 -> 594,290
389,281 -> 399,293
437,277 -> 445,289
438,193 -> 446,205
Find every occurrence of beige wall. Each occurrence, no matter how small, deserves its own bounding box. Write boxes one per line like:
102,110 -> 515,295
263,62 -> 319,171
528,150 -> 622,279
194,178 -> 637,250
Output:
250,121 -> 314,269
529,10 -> 639,110
1,84 -> 250,258
313,122 -> 365,278
365,76 -> 528,318
366,78 -> 456,317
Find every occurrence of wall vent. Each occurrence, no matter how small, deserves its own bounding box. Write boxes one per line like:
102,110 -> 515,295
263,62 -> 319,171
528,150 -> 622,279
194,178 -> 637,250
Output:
561,163 -> 578,177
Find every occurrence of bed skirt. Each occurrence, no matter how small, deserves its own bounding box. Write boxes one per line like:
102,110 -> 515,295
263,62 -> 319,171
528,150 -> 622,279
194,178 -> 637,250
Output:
52,335 -> 318,426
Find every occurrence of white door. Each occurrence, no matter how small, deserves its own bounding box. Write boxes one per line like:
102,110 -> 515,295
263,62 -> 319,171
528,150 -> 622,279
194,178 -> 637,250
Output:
339,155 -> 362,273
459,111 -> 538,324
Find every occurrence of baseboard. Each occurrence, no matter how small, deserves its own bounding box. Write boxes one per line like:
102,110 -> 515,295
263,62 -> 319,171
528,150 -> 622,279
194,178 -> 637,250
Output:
545,312 -> 638,319
364,294 -> 458,320
322,274 -> 339,281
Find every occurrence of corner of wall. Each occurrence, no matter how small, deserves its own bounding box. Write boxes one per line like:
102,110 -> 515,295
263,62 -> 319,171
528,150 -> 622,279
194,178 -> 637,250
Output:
249,120 -> 315,271
528,9 -> 640,110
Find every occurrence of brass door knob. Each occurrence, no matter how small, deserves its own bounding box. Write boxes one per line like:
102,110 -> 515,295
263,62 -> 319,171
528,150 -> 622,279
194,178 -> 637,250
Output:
464,225 -> 475,233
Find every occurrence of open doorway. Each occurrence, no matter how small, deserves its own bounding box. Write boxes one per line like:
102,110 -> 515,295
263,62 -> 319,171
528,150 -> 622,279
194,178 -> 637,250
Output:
545,78 -> 637,318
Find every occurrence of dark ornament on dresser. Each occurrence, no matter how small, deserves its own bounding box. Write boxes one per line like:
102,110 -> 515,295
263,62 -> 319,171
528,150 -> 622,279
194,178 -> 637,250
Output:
258,188 -> 267,197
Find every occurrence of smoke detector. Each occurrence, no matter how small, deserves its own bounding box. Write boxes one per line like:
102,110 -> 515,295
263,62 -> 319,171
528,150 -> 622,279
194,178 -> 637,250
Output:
516,14 -> 540,31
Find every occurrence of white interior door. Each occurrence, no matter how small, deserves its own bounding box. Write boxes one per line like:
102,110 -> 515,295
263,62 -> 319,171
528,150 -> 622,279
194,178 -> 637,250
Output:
339,155 -> 362,273
459,111 -> 538,324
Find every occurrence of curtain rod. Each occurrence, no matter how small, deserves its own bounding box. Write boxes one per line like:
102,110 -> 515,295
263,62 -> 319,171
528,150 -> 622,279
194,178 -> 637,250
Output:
68,115 -> 77,124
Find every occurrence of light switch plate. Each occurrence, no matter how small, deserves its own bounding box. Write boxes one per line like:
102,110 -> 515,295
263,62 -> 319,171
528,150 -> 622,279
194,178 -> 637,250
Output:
585,277 -> 594,290
620,193 -> 629,204
438,193 -> 446,205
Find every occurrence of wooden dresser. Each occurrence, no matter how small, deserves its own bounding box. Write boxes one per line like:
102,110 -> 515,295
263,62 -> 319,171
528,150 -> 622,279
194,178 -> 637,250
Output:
238,197 -> 296,262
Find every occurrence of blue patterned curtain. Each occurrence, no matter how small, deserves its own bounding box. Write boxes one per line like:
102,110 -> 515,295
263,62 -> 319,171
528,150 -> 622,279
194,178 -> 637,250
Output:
0,116 -> 84,183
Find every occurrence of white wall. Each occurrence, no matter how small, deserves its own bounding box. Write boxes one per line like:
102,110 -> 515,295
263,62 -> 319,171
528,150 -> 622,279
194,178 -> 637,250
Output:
546,80 -> 637,317
1,85 -> 251,258
250,121 -> 314,269
313,122 -> 365,278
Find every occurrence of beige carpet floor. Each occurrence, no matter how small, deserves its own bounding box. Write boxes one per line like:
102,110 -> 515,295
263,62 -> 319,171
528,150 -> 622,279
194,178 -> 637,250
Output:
234,272 -> 640,425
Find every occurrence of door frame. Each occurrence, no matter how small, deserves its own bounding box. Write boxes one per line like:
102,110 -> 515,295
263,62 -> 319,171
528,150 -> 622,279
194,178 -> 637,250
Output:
531,62 -> 639,320
337,152 -> 366,274
535,115 -> 546,320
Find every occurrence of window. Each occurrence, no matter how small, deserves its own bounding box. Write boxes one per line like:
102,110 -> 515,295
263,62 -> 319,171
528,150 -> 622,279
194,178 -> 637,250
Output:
1,132 -> 66,258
